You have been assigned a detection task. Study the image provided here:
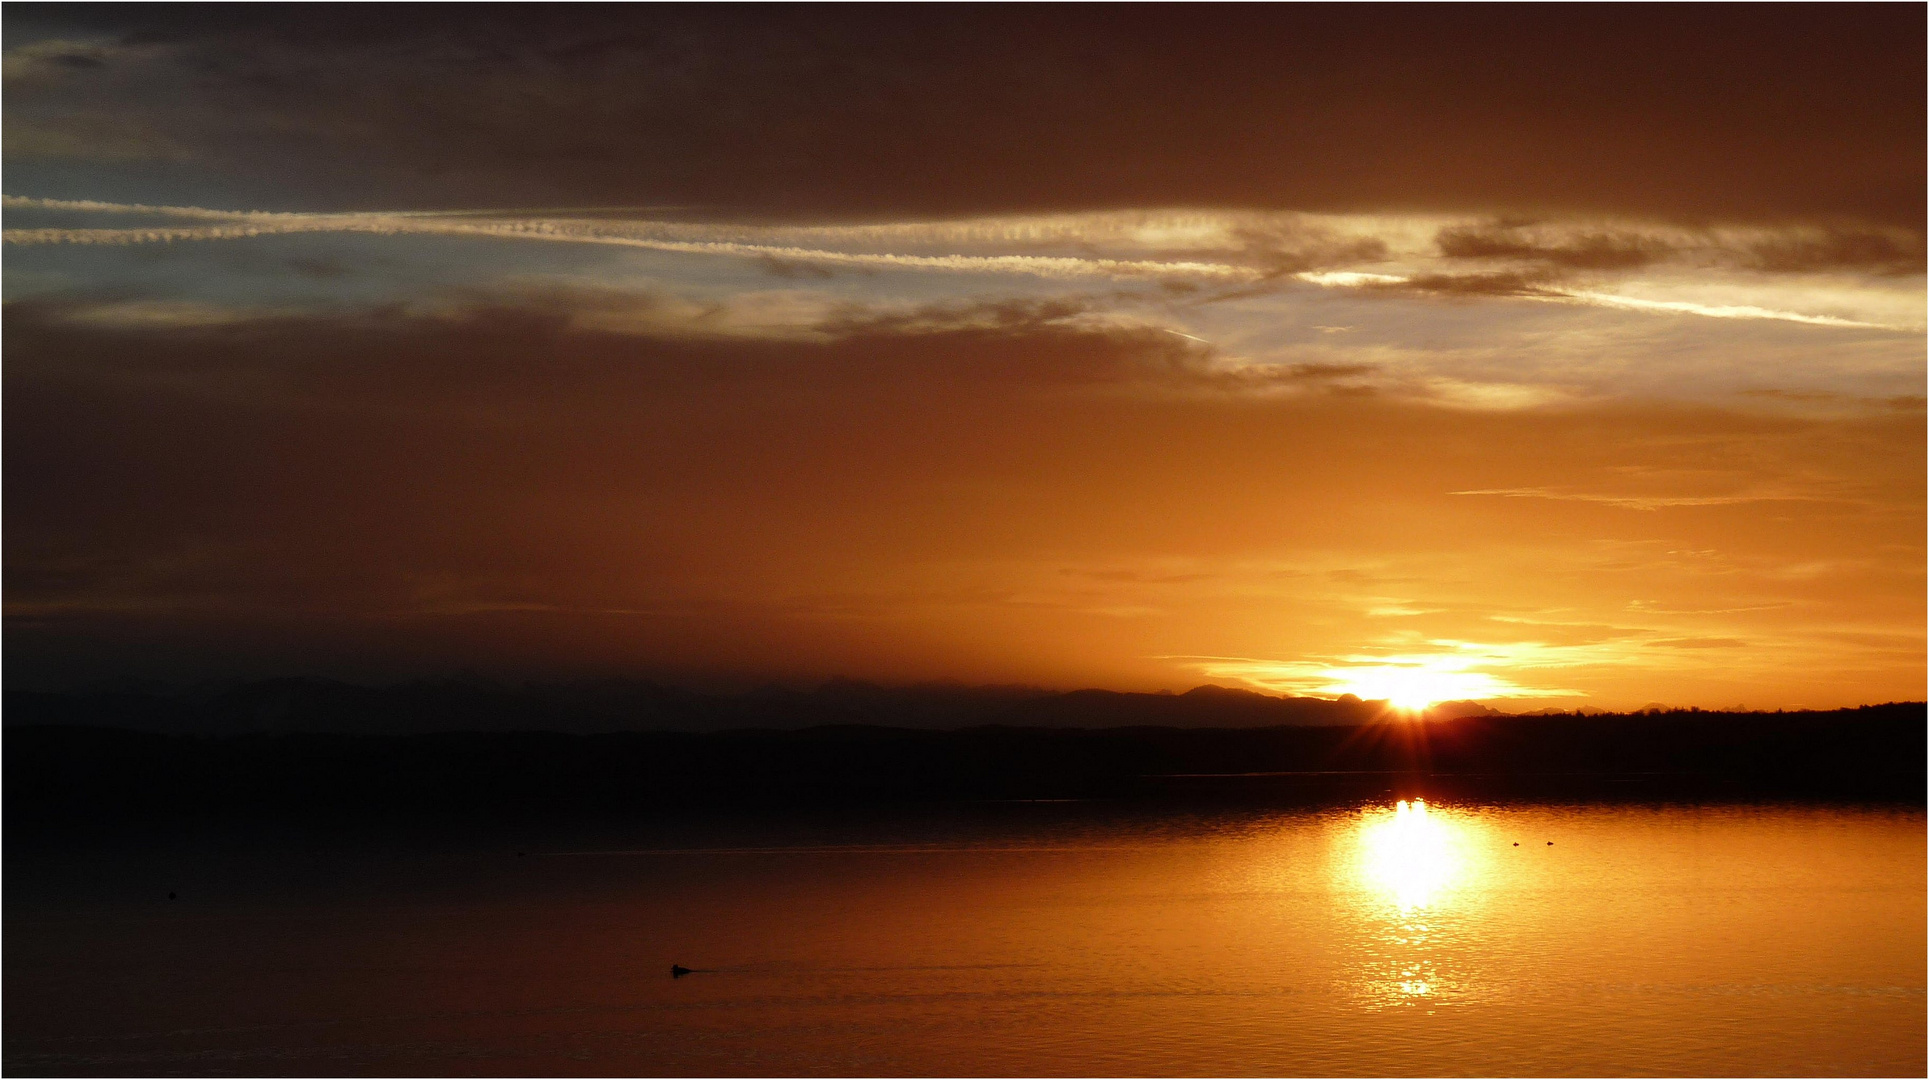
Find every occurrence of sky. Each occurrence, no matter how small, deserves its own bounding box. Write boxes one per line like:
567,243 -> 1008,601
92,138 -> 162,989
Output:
4,5 -> 1923,709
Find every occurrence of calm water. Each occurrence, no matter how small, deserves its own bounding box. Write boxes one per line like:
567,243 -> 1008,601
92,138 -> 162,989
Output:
7,801 -> 1924,1076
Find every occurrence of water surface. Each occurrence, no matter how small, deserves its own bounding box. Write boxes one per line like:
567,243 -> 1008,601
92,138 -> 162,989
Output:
8,801 -> 1923,1075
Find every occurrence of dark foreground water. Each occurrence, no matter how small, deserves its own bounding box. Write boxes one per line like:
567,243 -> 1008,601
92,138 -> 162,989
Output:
7,801 -> 1923,1076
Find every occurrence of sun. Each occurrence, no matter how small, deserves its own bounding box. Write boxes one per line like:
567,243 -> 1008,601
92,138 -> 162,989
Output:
1324,661 -> 1511,712
1183,643 -> 1574,710
1385,687 -> 1442,713
1350,670 -> 1455,712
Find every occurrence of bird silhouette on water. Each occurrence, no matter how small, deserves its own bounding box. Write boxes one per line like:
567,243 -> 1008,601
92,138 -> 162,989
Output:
671,964 -> 694,977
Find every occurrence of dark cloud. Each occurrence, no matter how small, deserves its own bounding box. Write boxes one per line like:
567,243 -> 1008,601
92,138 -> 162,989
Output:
1745,229 -> 1927,276
1436,225 -> 1672,270
5,5 -> 1921,225
1373,271 -> 1561,298
756,256 -> 839,280
1287,363 -> 1377,380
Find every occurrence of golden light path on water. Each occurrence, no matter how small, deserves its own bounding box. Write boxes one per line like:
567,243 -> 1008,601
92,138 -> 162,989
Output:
1344,799 -> 1491,1008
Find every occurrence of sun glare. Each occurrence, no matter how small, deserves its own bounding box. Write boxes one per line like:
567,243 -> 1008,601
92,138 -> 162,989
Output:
1324,663 -> 1509,711
1183,644 -> 1578,710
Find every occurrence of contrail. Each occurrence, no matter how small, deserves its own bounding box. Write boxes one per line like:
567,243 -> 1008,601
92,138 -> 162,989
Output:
1,197 -> 1260,282
4,196 -> 1915,330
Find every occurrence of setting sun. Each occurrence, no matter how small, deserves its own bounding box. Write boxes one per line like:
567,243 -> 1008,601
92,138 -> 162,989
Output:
1322,660 -> 1522,711
1181,643 -> 1595,711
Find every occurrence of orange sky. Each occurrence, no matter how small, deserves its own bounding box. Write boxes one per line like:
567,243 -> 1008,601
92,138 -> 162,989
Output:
4,7 -> 1923,708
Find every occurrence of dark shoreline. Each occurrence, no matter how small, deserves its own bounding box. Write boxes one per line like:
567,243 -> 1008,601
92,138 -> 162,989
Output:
8,703 -> 1922,830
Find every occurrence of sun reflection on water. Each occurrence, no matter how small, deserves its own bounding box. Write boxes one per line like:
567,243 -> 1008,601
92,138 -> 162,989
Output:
1345,798 -> 1487,1009
1361,798 -> 1459,912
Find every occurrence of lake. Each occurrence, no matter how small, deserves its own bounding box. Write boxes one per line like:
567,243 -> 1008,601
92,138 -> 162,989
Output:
7,800 -> 1923,1075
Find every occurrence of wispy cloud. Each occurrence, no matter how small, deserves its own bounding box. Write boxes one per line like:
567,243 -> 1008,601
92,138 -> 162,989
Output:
7,197 -> 1920,331
1449,487 -> 1831,511
2,208 -> 1260,282
1557,289 -> 1905,330
1299,269 -> 1918,331
1165,642 -> 1593,702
